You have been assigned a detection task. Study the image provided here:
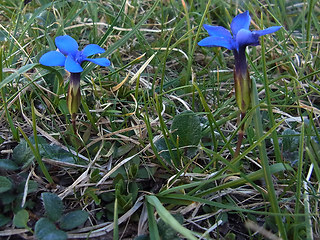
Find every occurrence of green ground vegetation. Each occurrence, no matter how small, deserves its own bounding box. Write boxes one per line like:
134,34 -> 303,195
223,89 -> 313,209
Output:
0,0 -> 319,239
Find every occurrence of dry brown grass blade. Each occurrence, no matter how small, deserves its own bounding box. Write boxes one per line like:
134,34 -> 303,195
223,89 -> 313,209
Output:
97,145 -> 150,185
67,195 -> 145,238
245,220 -> 282,240
58,142 -> 104,199
0,229 -> 29,237
128,52 -> 157,85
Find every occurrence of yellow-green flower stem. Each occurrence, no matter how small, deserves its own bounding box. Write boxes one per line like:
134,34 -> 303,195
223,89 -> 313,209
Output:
234,68 -> 251,114
67,73 -> 81,133
233,48 -> 251,157
233,47 -> 251,114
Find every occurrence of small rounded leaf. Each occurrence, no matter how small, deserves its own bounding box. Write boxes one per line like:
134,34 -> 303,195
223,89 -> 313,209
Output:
59,210 -> 89,230
0,159 -> 19,170
171,110 -> 201,147
35,218 -> 67,240
0,214 -> 11,227
41,192 -> 64,222
0,176 -> 12,193
13,209 -> 29,228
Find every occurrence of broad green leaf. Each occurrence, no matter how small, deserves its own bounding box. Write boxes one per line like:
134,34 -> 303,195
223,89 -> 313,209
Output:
13,136 -> 75,166
129,182 -> 139,203
136,166 -> 157,179
0,214 -> 10,227
29,136 -> 47,145
155,111 -> 201,164
13,209 -> 29,228
59,210 -> 89,230
30,136 -> 75,163
114,143 -> 135,158
0,176 -> 12,193
39,144 -> 75,164
35,218 -> 56,237
109,166 -> 127,180
12,139 -> 34,169
154,138 -> 173,163
35,218 -> 67,240
0,159 -> 19,170
41,193 -> 64,222
171,110 -> 201,147
58,99 -> 68,115
100,192 -> 115,202
0,192 -> 16,205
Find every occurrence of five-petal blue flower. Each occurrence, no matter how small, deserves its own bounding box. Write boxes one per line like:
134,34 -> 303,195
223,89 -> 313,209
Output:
40,35 -> 110,73
198,11 -> 281,52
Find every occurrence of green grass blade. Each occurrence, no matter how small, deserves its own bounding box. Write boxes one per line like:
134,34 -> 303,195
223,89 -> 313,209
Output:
193,82 -> 227,153
146,199 -> 160,240
113,197 -> 119,240
260,22 -> 282,164
18,125 -> 53,184
0,48 -> 19,141
158,163 -> 291,198
0,63 -> 38,90
146,195 -> 197,240
159,194 -> 307,218
251,78 -> 287,240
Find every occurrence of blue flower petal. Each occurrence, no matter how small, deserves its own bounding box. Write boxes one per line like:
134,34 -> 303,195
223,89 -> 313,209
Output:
231,11 -> 251,36
198,36 -> 235,50
55,35 -> 79,55
65,55 -> 83,73
203,25 -> 232,39
85,58 -> 111,67
39,51 -> 66,66
82,44 -> 105,57
236,29 -> 259,48
253,26 -> 282,36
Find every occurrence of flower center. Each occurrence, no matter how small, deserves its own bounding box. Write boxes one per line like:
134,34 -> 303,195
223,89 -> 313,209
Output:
75,51 -> 85,64
236,29 -> 259,48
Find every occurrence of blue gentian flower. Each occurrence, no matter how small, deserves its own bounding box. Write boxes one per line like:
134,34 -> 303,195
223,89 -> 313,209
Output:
198,11 -> 281,113
39,35 -> 111,131
40,35 -> 110,73
198,11 -> 281,53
